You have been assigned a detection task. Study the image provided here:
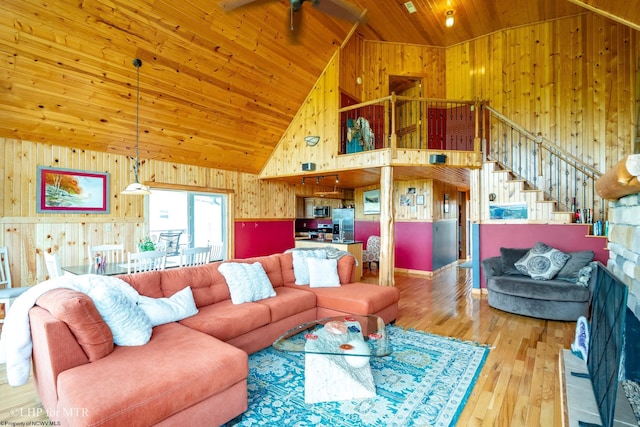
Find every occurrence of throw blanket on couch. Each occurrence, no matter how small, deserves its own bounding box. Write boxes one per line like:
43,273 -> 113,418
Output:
0,275 -> 151,386
285,247 -> 354,286
286,246 -> 354,262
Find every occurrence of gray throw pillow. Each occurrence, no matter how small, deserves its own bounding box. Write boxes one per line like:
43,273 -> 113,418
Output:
500,247 -> 530,275
556,251 -> 595,282
514,242 -> 571,280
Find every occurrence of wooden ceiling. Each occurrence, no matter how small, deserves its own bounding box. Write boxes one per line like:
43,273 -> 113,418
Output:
0,0 -> 636,187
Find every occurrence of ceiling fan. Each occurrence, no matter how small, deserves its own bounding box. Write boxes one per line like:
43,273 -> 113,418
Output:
221,0 -> 366,32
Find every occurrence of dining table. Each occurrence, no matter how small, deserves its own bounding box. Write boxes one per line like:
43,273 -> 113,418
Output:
62,260 -> 179,276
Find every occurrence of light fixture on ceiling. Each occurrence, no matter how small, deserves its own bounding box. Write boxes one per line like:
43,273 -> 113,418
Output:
445,9 -> 454,27
335,175 -> 339,183
404,1 -> 417,14
121,58 -> 151,195
302,177 -> 305,185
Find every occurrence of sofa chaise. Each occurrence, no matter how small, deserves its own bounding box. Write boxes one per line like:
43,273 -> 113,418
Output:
482,244 -> 596,321
28,250 -> 400,427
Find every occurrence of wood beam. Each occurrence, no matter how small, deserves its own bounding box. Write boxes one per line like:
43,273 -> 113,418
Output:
379,166 -> 395,287
595,154 -> 640,200
567,0 -> 640,31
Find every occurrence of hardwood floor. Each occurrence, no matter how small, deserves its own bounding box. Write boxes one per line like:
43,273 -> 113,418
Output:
0,265 -> 573,426
362,265 -> 573,426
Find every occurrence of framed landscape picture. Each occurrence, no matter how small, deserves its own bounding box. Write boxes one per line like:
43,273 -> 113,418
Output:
489,202 -> 528,220
363,189 -> 380,214
36,166 -> 110,214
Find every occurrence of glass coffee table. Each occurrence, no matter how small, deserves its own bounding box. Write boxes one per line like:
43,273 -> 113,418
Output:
273,315 -> 391,403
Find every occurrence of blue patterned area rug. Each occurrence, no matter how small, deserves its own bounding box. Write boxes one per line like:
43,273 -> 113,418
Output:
234,326 -> 489,426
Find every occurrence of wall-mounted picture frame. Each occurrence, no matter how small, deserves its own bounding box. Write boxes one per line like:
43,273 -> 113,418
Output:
489,202 -> 528,220
416,195 -> 425,205
443,193 -> 450,213
36,166 -> 110,214
363,189 -> 380,214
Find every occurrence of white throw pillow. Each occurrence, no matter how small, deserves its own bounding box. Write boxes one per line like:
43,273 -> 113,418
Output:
291,249 -> 327,285
307,258 -> 340,288
137,286 -> 199,327
87,283 -> 152,346
219,262 -> 276,304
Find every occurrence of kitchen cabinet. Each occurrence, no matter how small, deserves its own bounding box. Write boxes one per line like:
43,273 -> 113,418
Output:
304,198 -> 314,218
294,240 -> 363,280
296,198 -> 305,218
298,197 -> 348,218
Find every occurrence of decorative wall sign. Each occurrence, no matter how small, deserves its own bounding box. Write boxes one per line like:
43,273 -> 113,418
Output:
363,189 -> 380,214
489,202 -> 528,220
36,166 -> 110,213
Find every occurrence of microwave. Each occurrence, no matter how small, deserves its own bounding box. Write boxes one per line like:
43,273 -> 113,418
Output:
313,206 -> 330,218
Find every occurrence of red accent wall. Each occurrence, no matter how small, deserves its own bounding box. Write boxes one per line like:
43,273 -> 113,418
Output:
396,222 -> 433,271
355,220 -> 380,249
356,220 -> 434,271
234,220 -> 295,259
478,223 -> 608,287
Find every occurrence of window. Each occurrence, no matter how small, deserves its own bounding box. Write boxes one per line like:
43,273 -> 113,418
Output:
148,189 -> 227,260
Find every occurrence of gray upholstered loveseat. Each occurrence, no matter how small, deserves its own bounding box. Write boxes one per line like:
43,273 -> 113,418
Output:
482,246 -> 596,321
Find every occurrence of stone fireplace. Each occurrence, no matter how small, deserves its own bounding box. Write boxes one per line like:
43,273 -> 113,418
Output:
606,192 -> 640,417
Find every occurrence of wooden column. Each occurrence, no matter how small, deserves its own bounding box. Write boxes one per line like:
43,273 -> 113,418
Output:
379,166 -> 395,287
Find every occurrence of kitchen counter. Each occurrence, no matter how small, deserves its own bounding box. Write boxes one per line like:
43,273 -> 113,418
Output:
294,239 -> 363,280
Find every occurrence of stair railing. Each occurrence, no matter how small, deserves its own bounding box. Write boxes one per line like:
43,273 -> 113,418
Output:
484,105 -> 606,225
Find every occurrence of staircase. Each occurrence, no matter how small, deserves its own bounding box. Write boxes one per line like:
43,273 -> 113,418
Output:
482,160 -> 575,223
483,105 -> 605,225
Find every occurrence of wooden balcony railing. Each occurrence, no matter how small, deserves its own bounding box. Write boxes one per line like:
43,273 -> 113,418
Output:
338,94 -> 483,154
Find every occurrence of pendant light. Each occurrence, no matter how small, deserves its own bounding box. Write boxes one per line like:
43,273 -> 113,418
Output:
121,58 -> 151,195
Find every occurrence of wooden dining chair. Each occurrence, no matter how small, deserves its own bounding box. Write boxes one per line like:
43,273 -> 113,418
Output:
44,252 -> 64,278
126,250 -> 167,274
0,247 -> 30,323
88,244 -> 125,264
179,246 -> 211,267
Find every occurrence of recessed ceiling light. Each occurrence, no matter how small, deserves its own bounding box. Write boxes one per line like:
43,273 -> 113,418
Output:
404,1 -> 417,14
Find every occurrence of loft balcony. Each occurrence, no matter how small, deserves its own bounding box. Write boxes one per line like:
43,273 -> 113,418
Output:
260,95 -> 486,190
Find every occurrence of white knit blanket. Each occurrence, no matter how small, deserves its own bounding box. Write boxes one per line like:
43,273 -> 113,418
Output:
0,275 -> 140,386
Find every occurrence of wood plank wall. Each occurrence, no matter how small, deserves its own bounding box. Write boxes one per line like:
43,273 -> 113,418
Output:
259,53 -> 340,178
262,39 -> 447,179
446,14 -> 638,172
360,40 -> 446,100
0,137 -> 300,286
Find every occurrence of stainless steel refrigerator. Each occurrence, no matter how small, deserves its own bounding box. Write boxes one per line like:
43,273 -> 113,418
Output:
332,208 -> 355,242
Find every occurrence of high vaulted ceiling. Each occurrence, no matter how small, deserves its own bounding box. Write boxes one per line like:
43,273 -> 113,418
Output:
1,0 -> 637,180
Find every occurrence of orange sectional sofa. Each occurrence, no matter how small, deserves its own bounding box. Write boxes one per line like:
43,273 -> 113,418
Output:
29,251 -> 400,426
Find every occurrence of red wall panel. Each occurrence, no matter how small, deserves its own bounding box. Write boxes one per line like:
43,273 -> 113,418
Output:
355,220 -> 381,249
234,221 -> 295,259
395,222 -> 433,271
